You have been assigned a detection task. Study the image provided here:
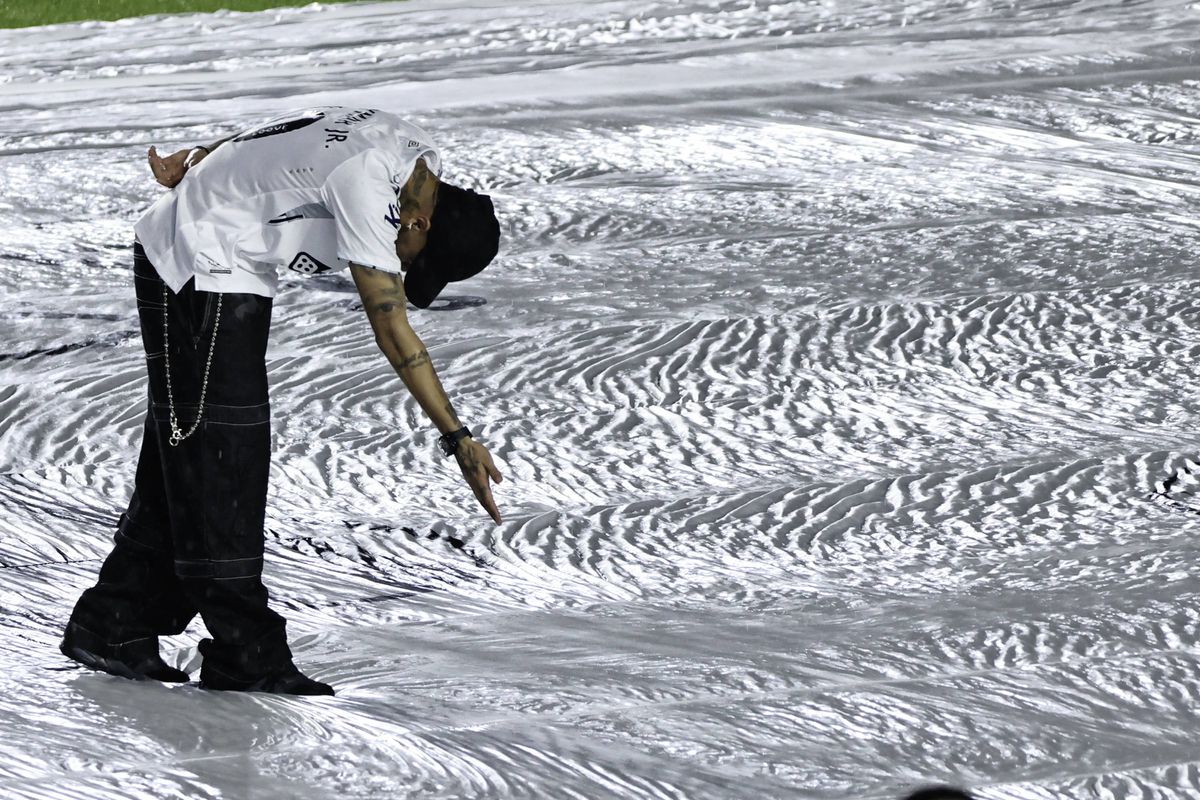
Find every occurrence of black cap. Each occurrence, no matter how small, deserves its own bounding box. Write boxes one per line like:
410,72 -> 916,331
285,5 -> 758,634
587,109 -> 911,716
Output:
404,183 -> 500,308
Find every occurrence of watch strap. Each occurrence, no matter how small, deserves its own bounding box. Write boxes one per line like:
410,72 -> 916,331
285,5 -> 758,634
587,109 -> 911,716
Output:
438,426 -> 473,456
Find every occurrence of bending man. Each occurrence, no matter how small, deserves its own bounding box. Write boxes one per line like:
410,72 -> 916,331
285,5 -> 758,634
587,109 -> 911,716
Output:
61,106 -> 503,696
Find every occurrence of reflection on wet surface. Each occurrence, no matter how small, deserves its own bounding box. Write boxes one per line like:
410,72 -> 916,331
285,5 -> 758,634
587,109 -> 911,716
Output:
2,0 -> 1200,797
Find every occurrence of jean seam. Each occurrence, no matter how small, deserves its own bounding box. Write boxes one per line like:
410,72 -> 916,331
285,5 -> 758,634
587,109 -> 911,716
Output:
116,523 -> 169,555
176,556 -> 263,563
198,421 -> 212,573
196,420 -> 270,428
150,401 -> 269,410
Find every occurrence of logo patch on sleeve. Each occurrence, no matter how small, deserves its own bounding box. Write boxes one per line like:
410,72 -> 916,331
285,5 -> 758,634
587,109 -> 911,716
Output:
288,252 -> 333,275
233,111 -> 326,142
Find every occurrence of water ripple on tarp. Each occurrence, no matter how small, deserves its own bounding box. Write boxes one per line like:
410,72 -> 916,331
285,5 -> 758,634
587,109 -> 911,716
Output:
1,0 -> 1199,797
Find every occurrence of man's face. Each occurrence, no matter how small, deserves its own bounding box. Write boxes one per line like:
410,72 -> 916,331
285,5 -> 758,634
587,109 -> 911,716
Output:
395,180 -> 437,271
395,221 -> 428,272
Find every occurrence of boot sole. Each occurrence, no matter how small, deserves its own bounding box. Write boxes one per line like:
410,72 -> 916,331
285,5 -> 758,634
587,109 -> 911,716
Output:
60,642 -> 190,683
198,665 -> 334,696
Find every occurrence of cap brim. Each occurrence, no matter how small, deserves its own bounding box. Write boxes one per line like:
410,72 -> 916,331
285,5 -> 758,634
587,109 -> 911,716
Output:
403,183 -> 500,308
403,257 -> 448,309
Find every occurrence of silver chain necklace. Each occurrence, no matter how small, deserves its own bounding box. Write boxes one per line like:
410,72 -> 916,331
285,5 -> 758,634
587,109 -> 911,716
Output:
162,284 -> 222,447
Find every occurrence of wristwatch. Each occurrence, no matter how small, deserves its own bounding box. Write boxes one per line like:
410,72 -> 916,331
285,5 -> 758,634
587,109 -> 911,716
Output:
438,426 -> 473,457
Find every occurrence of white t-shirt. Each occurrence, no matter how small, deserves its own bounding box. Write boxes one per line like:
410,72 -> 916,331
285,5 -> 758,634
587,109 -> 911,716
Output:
135,106 -> 442,297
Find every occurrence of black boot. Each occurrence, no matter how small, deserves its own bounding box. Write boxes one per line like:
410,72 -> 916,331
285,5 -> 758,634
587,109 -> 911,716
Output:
60,621 -> 190,683
195,638 -> 334,696
199,665 -> 335,696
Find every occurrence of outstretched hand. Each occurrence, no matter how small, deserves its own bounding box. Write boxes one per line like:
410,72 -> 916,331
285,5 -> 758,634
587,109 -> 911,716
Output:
455,438 -> 503,523
147,145 -> 205,188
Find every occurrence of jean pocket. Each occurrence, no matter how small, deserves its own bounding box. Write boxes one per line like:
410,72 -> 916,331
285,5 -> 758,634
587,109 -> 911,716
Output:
192,292 -> 219,349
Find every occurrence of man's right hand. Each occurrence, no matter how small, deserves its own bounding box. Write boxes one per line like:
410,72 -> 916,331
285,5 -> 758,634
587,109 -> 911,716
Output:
455,438 -> 503,523
147,145 -> 205,188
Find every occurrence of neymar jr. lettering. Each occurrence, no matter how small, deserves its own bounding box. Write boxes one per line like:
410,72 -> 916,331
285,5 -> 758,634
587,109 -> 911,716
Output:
333,109 -> 377,126
323,110 -> 378,148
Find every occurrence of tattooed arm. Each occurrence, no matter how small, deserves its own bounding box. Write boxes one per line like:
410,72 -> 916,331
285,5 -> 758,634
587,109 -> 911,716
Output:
350,262 -> 461,431
350,262 -> 503,522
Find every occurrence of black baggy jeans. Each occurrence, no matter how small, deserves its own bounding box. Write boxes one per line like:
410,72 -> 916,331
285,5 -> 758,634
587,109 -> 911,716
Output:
66,242 -> 294,680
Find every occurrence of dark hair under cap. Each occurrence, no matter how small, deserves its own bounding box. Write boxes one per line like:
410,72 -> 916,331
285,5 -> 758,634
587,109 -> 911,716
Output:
403,183 -> 500,308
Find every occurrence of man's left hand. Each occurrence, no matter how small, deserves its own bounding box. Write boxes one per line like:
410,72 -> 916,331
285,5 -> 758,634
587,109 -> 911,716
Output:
148,145 -> 205,188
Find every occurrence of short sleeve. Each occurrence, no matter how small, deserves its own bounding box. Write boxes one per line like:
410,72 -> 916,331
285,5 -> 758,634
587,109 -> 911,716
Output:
320,148 -> 406,273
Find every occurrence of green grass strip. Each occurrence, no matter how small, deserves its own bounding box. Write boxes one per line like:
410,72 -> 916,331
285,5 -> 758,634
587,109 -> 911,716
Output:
0,1 -> 361,29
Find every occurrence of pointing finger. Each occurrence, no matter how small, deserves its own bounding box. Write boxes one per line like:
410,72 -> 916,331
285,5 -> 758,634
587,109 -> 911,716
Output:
474,477 -> 501,524
483,492 -> 501,524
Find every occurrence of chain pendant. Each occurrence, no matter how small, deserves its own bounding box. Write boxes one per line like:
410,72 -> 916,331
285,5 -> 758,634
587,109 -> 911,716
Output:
162,283 -> 221,447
